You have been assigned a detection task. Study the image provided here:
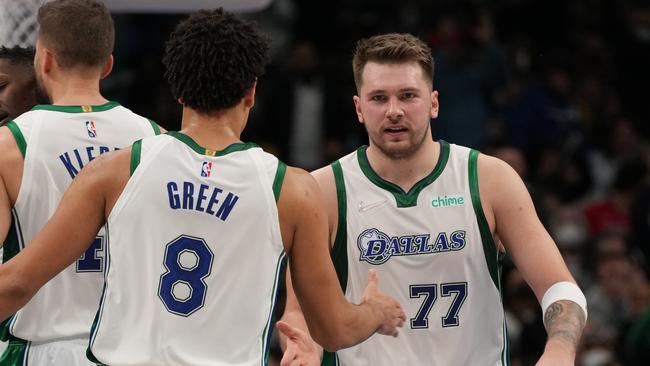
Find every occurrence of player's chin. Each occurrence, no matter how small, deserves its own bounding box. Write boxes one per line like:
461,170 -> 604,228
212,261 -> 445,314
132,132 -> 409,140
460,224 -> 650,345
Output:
383,141 -> 414,154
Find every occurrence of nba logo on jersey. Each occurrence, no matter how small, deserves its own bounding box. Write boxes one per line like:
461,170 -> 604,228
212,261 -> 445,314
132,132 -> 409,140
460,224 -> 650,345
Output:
201,161 -> 212,177
86,120 -> 97,138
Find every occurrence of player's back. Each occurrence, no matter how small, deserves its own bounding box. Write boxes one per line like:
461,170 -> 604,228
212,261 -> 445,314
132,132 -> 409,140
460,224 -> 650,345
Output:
2,102 -> 160,343
89,132 -> 286,365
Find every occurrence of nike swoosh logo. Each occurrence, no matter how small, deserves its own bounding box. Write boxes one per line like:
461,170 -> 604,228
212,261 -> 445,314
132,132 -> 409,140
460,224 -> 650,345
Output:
358,199 -> 388,212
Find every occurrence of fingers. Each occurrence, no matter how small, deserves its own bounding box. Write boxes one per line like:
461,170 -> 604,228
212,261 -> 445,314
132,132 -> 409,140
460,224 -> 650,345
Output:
398,306 -> 406,322
362,269 -> 379,301
280,347 -> 297,366
361,269 -> 379,303
367,268 -> 378,287
276,320 -> 300,339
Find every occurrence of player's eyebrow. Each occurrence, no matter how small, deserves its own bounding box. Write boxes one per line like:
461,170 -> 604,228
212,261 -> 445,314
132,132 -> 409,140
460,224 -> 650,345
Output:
367,87 -> 420,94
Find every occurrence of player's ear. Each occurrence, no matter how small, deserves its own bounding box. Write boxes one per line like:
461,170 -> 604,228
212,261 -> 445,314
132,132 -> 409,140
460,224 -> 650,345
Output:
41,47 -> 54,75
99,55 -> 114,79
244,79 -> 257,109
353,95 -> 364,123
430,90 -> 439,119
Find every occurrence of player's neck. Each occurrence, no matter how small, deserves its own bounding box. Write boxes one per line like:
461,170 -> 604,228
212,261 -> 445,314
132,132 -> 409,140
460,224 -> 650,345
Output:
366,138 -> 440,193
179,107 -> 245,151
47,76 -> 107,106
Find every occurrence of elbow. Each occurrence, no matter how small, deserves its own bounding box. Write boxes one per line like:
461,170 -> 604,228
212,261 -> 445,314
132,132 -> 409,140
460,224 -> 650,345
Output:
1,273 -> 34,315
312,331 -> 346,352
310,319 -> 360,352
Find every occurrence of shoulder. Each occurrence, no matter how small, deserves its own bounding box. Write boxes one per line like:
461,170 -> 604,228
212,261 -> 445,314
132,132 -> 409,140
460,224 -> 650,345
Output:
110,104 -> 164,132
0,124 -> 25,174
281,166 -> 323,203
476,152 -> 523,193
79,146 -> 132,182
77,147 -> 133,215
276,166 -> 325,230
475,150 -> 534,222
311,165 -> 335,196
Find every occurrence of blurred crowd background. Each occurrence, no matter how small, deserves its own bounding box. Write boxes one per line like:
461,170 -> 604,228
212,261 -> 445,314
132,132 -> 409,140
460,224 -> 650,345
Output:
6,0 -> 650,365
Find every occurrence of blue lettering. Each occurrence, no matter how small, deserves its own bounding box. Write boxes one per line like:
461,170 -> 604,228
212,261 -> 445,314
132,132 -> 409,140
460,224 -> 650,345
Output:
401,236 -> 416,254
388,237 -> 401,255
99,146 -> 109,154
196,184 -> 209,212
365,239 -> 386,257
86,146 -> 95,162
449,230 -> 466,250
216,192 -> 239,221
432,233 -> 450,252
182,182 -> 194,210
59,152 -> 79,179
73,149 -> 85,170
167,182 -> 180,209
415,234 -> 431,253
206,187 -> 223,215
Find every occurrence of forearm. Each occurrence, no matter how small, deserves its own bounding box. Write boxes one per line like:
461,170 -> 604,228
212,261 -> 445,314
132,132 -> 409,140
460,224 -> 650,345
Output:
313,301 -> 383,351
543,300 -> 586,357
0,266 -> 33,320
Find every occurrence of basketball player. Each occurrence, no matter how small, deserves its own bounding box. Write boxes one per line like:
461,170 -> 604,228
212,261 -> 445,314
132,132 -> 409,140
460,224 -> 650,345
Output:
0,9 -> 405,365
0,44 -> 42,357
0,0 -> 161,364
0,46 -> 41,126
279,33 -> 587,366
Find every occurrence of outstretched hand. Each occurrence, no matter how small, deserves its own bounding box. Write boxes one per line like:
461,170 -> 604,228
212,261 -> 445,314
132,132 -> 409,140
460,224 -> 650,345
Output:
277,321 -> 322,366
361,269 -> 406,337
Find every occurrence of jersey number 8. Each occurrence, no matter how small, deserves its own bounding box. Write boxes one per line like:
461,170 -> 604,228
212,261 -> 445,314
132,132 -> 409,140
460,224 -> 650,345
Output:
158,235 -> 214,316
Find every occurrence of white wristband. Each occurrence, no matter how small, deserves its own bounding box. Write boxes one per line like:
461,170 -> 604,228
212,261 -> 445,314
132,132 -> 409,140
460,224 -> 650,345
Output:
540,281 -> 587,327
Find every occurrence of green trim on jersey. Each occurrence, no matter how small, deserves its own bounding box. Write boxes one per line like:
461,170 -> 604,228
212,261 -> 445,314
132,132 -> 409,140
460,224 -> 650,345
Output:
1,210 -> 25,342
148,119 -> 162,135
5,121 -> 26,158
262,253 -> 287,366
2,209 -> 23,262
0,317 -> 11,343
0,335 -> 30,365
322,161 -> 348,366
88,225 -> 111,366
330,160 -> 348,290
321,352 -> 338,366
469,148 -> 509,366
468,149 -> 500,290
130,140 -> 143,176
356,140 -> 450,208
272,161 -> 287,202
167,131 -> 258,156
30,101 -> 120,113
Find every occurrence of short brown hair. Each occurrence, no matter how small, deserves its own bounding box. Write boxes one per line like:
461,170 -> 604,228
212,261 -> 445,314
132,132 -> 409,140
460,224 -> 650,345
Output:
352,33 -> 434,90
37,0 -> 114,69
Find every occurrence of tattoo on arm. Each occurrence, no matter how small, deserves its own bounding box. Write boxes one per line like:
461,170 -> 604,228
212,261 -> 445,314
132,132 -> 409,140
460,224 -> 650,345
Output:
543,300 -> 586,350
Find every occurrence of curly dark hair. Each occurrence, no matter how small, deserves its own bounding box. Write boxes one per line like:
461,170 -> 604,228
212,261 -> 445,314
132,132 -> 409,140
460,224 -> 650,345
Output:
163,8 -> 271,113
0,46 -> 35,66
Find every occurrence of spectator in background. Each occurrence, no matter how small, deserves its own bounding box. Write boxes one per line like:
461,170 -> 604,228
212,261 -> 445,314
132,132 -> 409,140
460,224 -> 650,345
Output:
0,45 -> 42,356
251,40 -> 359,169
584,158 -> 648,238
430,10 -> 509,149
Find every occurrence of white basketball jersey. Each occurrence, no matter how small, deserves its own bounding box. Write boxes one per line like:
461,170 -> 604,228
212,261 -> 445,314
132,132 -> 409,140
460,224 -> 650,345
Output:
325,141 -> 509,366
88,133 -> 286,365
2,102 -> 159,343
